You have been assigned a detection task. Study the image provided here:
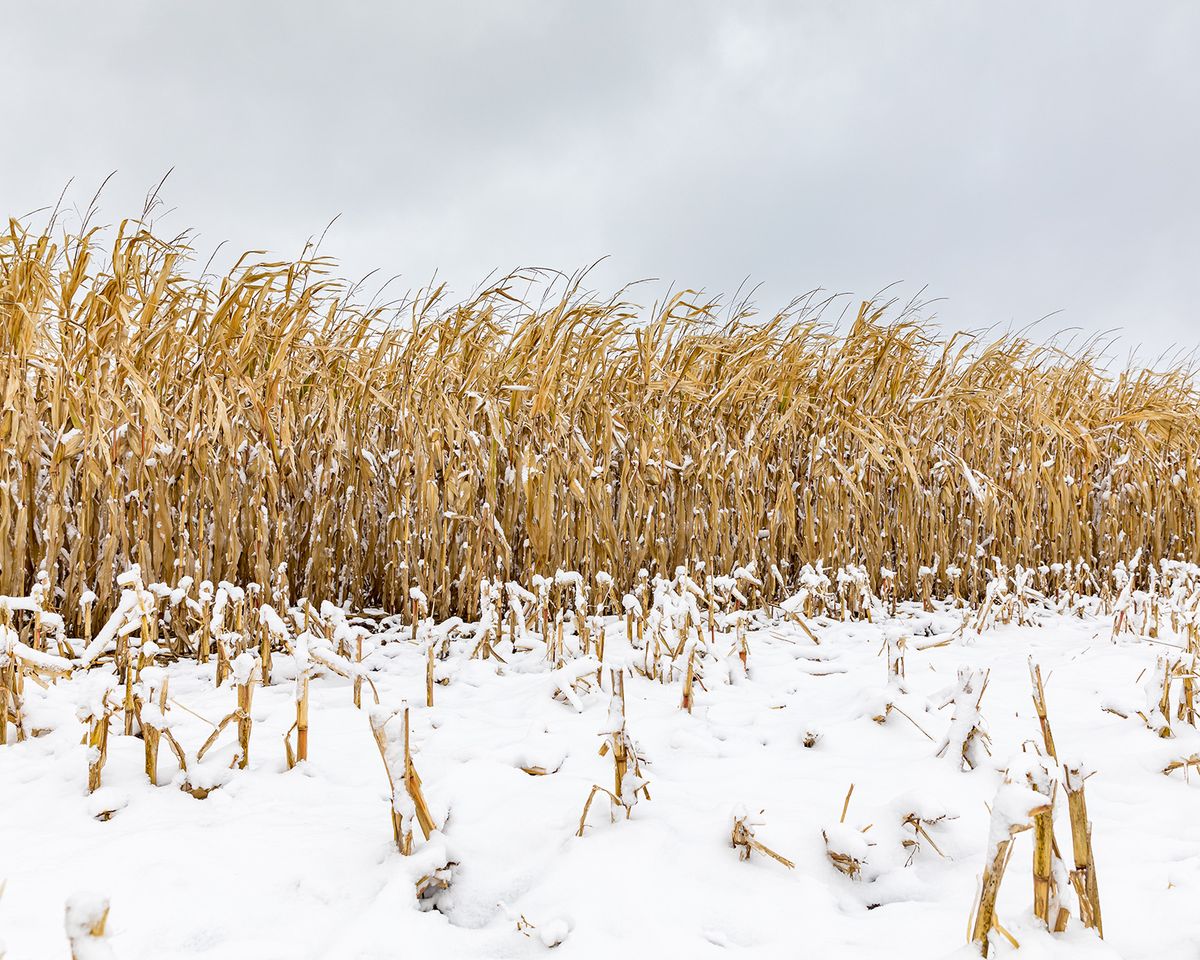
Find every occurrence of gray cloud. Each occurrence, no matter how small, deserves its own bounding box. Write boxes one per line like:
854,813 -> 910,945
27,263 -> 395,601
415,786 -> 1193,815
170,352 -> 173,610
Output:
4,1 -> 1198,358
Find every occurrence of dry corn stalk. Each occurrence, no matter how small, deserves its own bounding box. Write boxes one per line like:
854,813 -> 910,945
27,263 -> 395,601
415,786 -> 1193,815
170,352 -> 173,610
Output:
823,783 -> 872,879
369,705 -> 436,854
65,893 -> 114,960
1029,660 -> 1057,760
136,673 -> 170,785
1063,764 -> 1102,937
1163,753 -> 1200,778
1177,656 -> 1196,726
1026,760 -> 1070,933
197,653 -> 258,769
259,603 -> 291,686
577,671 -> 650,835
681,645 -> 696,713
415,866 -> 454,907
1125,656 -> 1176,737
887,634 -> 908,687
900,809 -> 948,862
425,640 -> 436,708
969,767 -> 1054,956
353,634 -> 365,709
823,828 -> 868,879
284,667 -> 311,770
731,809 -> 795,869
0,624 -> 20,745
936,667 -> 991,770
4,215 -> 1199,627
80,693 -> 115,793
133,679 -> 192,790
410,587 -> 429,643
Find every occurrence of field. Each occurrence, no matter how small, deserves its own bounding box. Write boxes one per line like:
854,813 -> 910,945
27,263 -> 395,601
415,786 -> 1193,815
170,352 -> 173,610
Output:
3,220 -> 1200,958
5,561 -> 1200,958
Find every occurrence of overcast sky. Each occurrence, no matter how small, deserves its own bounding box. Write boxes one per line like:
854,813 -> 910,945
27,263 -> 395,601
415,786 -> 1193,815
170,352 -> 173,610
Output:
5,2 -> 1198,360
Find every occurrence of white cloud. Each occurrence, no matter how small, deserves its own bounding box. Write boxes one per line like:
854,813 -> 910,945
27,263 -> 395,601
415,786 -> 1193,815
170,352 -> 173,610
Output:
3,1 -> 1197,355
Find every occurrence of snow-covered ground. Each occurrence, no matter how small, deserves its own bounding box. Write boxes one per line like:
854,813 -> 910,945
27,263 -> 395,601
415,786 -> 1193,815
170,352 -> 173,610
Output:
2,587 -> 1198,959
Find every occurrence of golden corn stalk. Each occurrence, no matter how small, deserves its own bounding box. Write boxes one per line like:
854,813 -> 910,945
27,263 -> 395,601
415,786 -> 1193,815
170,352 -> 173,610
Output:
425,640 -> 436,709
0,630 -> 19,745
578,671 -> 650,835
402,708 -> 437,843
82,694 -> 115,793
970,818 -> 1033,953
1029,660 -> 1057,760
732,811 -> 795,869
935,668 -> 991,769
136,675 -> 170,785
969,760 -> 1090,956
823,831 -> 866,879
900,810 -> 948,861
1028,766 -> 1068,933
1063,765 -> 1103,937
353,635 -> 365,709
284,670 -> 311,770
2,215 -> 1200,626
1163,753 -> 1200,778
197,658 -> 258,770
681,647 -> 696,713
64,894 -> 112,960
369,706 -> 436,854
823,783 -> 873,879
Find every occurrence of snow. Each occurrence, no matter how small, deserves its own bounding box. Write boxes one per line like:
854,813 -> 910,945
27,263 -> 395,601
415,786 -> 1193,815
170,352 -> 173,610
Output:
2,590 -> 1197,958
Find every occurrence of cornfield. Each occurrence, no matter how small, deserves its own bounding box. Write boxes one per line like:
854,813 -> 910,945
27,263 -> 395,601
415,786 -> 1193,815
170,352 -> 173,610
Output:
2,215 -> 1198,627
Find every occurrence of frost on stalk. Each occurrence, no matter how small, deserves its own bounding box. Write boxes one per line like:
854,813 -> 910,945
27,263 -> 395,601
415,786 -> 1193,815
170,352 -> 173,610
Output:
78,688 -> 117,793
835,564 -> 873,620
821,784 -> 875,880
859,631 -> 929,737
501,903 -> 570,947
969,761 -> 1056,956
134,666 -> 176,787
1110,549 -> 1142,636
193,651 -> 260,773
621,592 -> 644,649
554,569 -> 589,627
1140,655 -> 1176,738
368,704 -> 438,856
470,578 -> 504,661
577,671 -> 650,835
531,574 -> 552,640
78,583 -> 141,668
893,793 -> 954,865
258,602 -> 289,685
879,566 -> 897,614
505,581 -> 535,643
549,655 -> 601,713
366,704 -> 454,908
781,563 -> 828,619
408,585 -> 429,611
934,667 -> 991,770
731,805 -> 794,869
1,624 -> 22,744
732,561 -> 764,595
317,602 -> 377,707
408,585 -> 429,643
822,821 -> 872,880
65,892 -> 114,960
918,557 -> 939,611
594,570 -> 614,612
